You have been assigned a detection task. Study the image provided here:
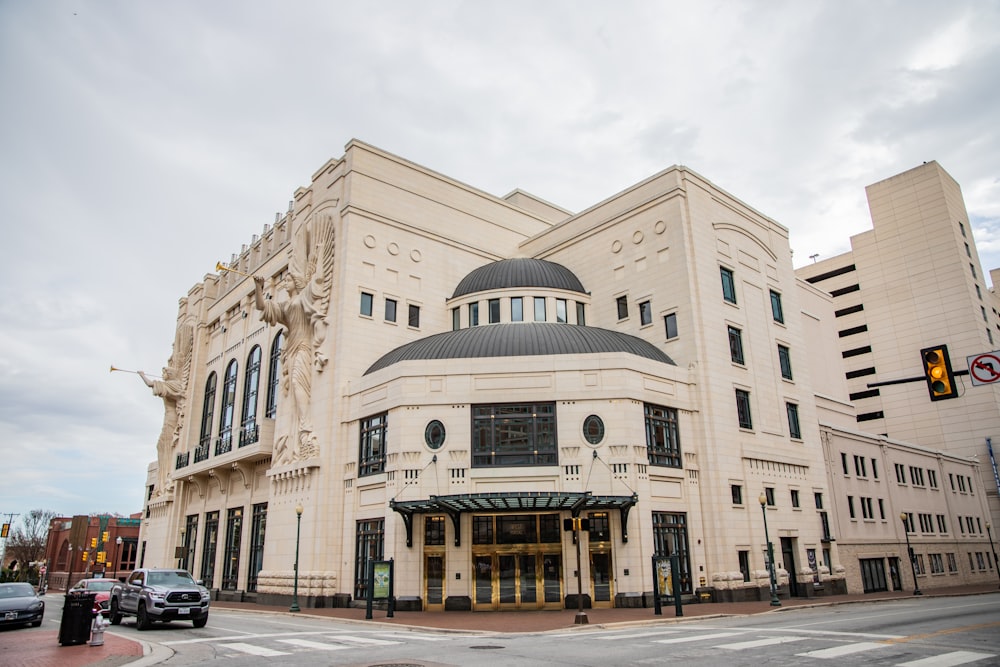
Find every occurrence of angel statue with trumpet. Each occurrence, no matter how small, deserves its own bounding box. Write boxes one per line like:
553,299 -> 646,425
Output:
252,213 -> 335,465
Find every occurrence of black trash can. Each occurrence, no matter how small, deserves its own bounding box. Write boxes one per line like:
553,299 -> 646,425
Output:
58,592 -> 96,646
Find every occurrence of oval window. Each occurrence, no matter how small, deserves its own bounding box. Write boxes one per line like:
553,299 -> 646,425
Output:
583,415 -> 605,445
424,420 -> 446,449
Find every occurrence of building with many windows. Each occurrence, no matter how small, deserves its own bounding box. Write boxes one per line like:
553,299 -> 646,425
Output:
133,142 -> 996,609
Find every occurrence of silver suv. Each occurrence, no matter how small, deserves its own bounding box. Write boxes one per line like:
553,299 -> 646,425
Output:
109,568 -> 210,630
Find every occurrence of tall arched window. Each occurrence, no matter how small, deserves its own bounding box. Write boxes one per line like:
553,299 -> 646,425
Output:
217,360 -> 238,455
265,331 -> 283,419
240,346 -> 261,446
196,372 -> 217,462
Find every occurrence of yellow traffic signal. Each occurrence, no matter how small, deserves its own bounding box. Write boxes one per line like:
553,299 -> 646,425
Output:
102,531 -> 109,543
81,551 -> 89,562
921,345 -> 957,401
91,537 -> 97,548
0,523 -> 8,538
97,551 -> 106,563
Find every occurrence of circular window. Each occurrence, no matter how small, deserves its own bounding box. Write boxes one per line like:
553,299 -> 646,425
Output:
424,420 -> 446,449
583,415 -> 605,445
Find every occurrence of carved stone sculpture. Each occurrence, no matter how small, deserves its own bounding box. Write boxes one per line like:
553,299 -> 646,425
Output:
140,323 -> 193,494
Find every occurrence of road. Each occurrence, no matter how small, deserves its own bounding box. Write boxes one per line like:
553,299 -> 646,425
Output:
28,592 -> 1000,666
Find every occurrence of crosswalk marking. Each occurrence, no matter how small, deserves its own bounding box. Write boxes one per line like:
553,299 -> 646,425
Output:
717,636 -> 807,650
220,642 -> 290,656
326,634 -> 401,645
796,641 -> 888,659
896,651 -> 998,667
597,631 -> 679,640
277,638 -> 351,651
652,632 -> 743,644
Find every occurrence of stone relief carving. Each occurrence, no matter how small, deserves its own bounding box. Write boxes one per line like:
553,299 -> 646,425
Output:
253,213 -> 335,465
139,322 -> 194,495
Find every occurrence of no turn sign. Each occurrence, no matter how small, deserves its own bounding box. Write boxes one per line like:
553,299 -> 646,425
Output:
968,352 -> 1000,386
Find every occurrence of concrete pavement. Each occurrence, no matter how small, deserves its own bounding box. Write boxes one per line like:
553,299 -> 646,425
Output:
3,583 -> 996,667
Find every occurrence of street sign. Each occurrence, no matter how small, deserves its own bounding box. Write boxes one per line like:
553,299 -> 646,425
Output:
967,352 -> 1000,386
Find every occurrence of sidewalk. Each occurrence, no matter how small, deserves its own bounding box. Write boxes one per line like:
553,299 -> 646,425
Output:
3,583 -> 995,667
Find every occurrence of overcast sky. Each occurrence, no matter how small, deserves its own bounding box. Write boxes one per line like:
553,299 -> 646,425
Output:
1,1 -> 999,527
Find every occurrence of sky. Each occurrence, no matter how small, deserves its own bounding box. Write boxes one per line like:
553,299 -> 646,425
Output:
1,0 -> 999,527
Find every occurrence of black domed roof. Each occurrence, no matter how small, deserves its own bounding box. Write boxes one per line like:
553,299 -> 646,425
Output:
451,258 -> 586,298
365,323 -> 675,375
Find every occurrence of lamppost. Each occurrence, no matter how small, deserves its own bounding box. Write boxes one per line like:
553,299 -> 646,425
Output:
289,504 -> 303,612
758,492 -> 781,607
987,522 -> 1000,590
113,537 -> 123,580
899,512 -> 922,595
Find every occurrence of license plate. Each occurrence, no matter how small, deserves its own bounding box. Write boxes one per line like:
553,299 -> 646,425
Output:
4,612 -> 16,620
178,607 -> 190,615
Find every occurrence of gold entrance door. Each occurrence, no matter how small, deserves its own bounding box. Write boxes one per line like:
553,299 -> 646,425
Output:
424,554 -> 445,611
473,555 -> 494,611
473,552 -> 562,610
590,550 -> 613,608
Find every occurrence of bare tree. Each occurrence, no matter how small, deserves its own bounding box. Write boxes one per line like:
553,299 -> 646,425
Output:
5,509 -> 56,581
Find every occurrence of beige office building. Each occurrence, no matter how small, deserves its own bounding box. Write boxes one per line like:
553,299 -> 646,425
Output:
134,143 -> 995,609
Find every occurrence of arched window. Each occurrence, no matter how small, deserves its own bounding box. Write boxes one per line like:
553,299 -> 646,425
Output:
196,372 -> 217,462
265,331 -> 283,419
240,346 -> 261,446
217,360 -> 238,455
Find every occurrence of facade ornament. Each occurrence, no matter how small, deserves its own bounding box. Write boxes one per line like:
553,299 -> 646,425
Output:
253,213 -> 335,465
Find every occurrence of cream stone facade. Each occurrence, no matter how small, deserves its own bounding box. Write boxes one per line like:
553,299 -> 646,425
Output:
135,143 -> 996,610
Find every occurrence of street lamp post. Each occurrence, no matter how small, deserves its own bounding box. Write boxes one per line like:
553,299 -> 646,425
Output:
987,522 -> 1000,590
113,537 -> 123,580
289,504 -> 303,612
899,512 -> 922,595
758,493 -> 781,607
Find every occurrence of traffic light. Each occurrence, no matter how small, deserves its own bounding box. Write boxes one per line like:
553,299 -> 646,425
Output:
91,537 -> 98,548
81,551 -> 89,562
102,531 -> 109,543
920,344 -> 957,401
0,523 -> 8,538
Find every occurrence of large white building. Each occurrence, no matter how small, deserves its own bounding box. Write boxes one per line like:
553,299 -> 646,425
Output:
131,143 -> 996,609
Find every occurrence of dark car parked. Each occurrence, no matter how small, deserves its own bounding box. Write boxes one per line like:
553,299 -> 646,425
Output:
0,582 -> 45,628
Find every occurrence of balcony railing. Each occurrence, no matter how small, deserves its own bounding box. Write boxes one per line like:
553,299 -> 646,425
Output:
215,431 -> 233,456
175,452 -> 190,469
238,421 -> 259,448
193,444 -> 210,463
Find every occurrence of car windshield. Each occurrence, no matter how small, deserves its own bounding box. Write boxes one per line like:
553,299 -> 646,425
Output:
84,581 -> 115,591
0,583 -> 34,599
146,571 -> 196,586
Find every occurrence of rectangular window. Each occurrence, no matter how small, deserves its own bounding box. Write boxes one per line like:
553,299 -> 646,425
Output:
878,498 -> 885,520
556,299 -> 567,324
534,296 -> 546,322
664,313 -> 678,339
452,307 -> 460,331
424,516 -> 445,546
359,412 -> 387,477
616,295 -> 629,320
488,298 -> 500,324
735,389 -> 752,429
645,403 -> 682,468
847,496 -> 855,519
947,553 -> 957,572
200,511 -> 219,589
384,298 -> 397,323
469,302 -> 479,326
871,459 -> 879,480
639,300 -> 652,325
854,455 -> 867,478
930,553 -> 944,574
909,467 -> 925,487
651,512 -> 691,594
246,502 -> 267,592
790,489 -> 800,508
728,326 -> 745,364
928,469 -> 938,488
915,554 -> 926,575
778,345 -> 793,380
770,290 -> 784,323
786,403 -> 801,439
861,497 -> 873,520
814,492 -> 824,509
360,292 -> 374,317
731,484 -> 743,505
221,506 -> 243,591
937,514 -> 947,533
354,519 -> 384,600
895,463 -> 906,484
721,267 -> 737,304
511,297 -> 523,322
575,302 -> 586,326
842,453 -> 849,475
738,550 -> 751,582
820,511 -> 832,540
472,403 -> 557,468
764,487 -> 775,506
408,304 -> 420,328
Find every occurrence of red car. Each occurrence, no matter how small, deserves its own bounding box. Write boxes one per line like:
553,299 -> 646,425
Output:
69,578 -> 116,616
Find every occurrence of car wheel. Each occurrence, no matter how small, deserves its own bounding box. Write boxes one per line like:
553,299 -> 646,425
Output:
30,620 -> 41,627
192,615 -> 208,628
109,599 -> 123,625
136,602 -> 152,631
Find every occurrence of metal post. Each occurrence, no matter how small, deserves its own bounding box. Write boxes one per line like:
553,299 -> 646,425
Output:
290,504 -> 303,612
987,522 -> 1000,590
759,493 -> 781,606
574,517 -> 588,624
113,537 -> 122,580
900,512 -> 922,595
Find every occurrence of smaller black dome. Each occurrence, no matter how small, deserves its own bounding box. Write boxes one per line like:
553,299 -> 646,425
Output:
452,258 -> 586,298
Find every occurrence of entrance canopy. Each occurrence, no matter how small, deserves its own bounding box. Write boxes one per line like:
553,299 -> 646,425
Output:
390,491 -> 638,547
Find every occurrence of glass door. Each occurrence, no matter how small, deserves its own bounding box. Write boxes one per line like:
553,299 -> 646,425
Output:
590,551 -> 613,607
519,555 -> 537,605
473,555 -> 494,610
425,554 -> 445,611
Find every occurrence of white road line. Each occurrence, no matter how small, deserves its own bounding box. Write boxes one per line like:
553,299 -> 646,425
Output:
597,631 -> 680,640
796,642 -> 889,659
326,634 -> 400,645
396,633 -> 454,641
277,638 -> 351,651
652,632 -> 743,644
220,642 -> 290,656
717,636 -> 807,650
895,651 -> 998,667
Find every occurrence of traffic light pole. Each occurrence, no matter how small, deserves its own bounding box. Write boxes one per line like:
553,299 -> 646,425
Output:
867,369 -> 968,389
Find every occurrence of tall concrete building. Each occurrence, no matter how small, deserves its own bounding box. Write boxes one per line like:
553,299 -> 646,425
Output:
119,144 -> 994,610
796,161 -> 1000,535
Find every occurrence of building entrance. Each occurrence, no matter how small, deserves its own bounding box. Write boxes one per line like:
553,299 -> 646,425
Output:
473,552 -> 562,610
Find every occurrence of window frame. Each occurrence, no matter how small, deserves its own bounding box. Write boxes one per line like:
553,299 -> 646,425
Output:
358,412 -> 388,477
735,388 -> 753,430
721,267 -> 737,304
